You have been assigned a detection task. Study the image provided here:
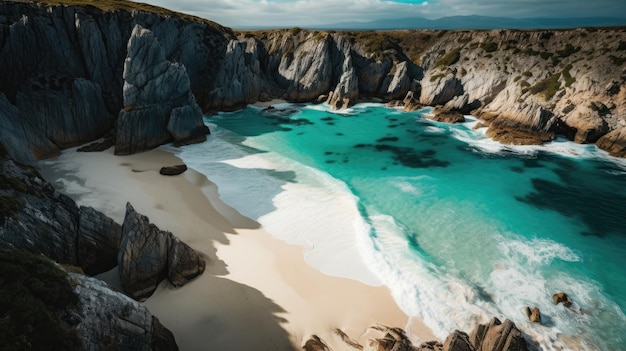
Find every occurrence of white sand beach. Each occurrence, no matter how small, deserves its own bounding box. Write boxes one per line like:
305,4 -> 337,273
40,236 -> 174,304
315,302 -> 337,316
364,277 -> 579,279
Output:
38,146 -> 437,350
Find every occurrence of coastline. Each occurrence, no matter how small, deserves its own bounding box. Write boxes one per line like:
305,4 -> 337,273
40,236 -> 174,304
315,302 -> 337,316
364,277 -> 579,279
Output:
38,146 -> 437,350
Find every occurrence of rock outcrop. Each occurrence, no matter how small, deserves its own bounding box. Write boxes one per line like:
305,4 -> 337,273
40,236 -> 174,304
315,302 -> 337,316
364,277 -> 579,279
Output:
119,202 -> 205,300
0,243 -> 178,350
115,24 -> 208,155
0,147 -> 122,275
596,127 -> 626,157
470,318 -> 528,351
71,272 -> 178,351
305,319 -> 527,351
552,292 -> 573,308
1,1 -> 624,160
0,145 -> 205,299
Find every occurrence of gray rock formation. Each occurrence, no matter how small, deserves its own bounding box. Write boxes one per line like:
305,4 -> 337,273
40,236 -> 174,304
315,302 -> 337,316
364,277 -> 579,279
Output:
70,272 -> 178,351
0,149 -> 121,275
3,2 -> 622,159
115,24 -> 208,155
119,202 -> 205,300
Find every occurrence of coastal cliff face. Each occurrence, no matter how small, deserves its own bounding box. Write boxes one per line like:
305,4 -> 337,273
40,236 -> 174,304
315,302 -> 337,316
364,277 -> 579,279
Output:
1,1 -> 624,162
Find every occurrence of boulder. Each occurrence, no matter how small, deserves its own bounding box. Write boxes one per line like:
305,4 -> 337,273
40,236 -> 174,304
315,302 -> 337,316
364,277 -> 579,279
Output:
403,91 -> 424,112
559,103 -> 609,143
302,335 -> 332,351
552,292 -> 573,308
70,271 -> 178,350
118,202 -> 205,300
159,164 -> 188,176
524,306 -> 541,323
470,318 -> 527,351
368,325 -> 416,351
430,108 -> 466,124
596,127 -> 626,157
442,331 -> 474,351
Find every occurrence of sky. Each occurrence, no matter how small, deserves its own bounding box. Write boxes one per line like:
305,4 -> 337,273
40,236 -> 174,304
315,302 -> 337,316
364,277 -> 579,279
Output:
138,0 -> 626,28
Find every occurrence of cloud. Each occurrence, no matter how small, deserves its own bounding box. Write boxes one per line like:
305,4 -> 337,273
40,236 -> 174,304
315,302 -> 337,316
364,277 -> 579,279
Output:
137,0 -> 626,28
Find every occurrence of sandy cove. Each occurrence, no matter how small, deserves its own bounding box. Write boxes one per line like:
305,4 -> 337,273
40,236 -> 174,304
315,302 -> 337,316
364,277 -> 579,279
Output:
38,146 -> 437,350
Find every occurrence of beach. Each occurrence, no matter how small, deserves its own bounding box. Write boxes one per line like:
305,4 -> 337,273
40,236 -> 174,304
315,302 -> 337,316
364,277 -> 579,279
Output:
38,146 -> 437,350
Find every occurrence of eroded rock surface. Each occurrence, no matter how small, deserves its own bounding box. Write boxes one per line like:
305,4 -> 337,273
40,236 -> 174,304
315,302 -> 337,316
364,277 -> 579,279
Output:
119,202 -> 205,300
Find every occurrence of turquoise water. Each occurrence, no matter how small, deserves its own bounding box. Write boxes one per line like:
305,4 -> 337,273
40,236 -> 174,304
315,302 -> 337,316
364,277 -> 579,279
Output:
178,103 -> 626,350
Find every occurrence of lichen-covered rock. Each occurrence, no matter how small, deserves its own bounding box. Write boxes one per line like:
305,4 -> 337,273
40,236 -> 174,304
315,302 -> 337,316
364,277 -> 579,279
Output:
118,202 -> 205,300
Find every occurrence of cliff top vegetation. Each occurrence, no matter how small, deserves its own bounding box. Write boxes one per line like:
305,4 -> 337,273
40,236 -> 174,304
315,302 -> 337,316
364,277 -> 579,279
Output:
10,0 -> 229,31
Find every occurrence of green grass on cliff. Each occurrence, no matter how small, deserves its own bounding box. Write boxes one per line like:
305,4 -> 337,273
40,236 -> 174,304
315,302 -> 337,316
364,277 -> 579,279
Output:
529,73 -> 561,100
0,245 -> 82,350
435,48 -> 460,67
13,0 -> 227,29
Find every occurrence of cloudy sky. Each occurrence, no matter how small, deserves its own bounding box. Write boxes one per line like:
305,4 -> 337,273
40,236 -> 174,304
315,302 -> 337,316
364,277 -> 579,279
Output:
139,0 -> 626,28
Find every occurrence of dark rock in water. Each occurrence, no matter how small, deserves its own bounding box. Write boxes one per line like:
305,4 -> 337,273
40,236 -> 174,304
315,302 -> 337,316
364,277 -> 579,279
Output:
118,203 -> 205,300
443,330 -> 473,351
524,306 -> 541,323
470,318 -> 528,351
159,164 -> 188,176
552,292 -> 573,308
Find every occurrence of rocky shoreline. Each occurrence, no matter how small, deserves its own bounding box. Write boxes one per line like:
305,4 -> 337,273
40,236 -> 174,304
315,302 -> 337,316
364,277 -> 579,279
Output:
0,0 -> 624,349
0,1 -> 625,165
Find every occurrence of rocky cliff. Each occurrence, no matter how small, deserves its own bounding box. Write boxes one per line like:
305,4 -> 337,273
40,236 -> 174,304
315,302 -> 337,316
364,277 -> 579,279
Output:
0,143 -> 205,348
0,243 -> 177,350
1,1 -> 624,162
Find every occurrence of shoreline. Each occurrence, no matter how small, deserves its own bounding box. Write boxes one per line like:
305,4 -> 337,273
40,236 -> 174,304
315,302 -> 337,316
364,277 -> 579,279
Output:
38,146 -> 437,350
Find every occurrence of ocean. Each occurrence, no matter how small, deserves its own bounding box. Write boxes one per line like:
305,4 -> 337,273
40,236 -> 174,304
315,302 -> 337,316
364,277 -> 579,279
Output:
176,103 -> 626,351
